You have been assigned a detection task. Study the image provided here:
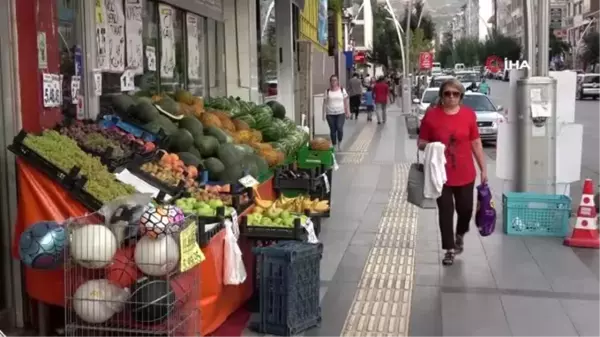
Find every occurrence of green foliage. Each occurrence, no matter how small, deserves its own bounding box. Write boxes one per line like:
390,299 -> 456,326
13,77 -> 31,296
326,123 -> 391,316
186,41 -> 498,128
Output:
436,33 -> 522,67
409,28 -> 433,71
399,0 -> 435,41
581,31 -> 599,66
549,32 -> 570,59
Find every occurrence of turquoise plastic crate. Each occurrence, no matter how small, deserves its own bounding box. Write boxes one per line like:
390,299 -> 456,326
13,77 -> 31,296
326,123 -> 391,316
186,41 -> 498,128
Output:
502,192 -> 571,237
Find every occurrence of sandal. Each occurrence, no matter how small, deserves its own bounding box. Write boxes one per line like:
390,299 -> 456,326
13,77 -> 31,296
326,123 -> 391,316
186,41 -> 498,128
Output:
455,235 -> 464,254
442,251 -> 455,266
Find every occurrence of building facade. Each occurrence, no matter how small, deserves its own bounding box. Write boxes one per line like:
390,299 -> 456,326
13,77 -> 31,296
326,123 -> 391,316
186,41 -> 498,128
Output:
564,0 -> 598,68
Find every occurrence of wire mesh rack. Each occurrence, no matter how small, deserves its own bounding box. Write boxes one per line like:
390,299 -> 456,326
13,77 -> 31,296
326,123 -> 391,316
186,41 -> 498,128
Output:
63,206 -> 201,336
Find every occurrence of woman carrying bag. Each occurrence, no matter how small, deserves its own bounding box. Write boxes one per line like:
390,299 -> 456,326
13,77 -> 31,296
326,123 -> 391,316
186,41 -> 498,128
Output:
417,79 -> 487,266
322,75 -> 350,151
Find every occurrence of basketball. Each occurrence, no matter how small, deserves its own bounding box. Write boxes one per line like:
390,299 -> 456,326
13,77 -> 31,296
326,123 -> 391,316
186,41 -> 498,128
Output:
139,205 -> 184,239
106,247 -> 139,289
128,277 -> 176,323
70,224 -> 117,269
134,235 -> 179,276
19,221 -> 67,270
72,279 -> 129,324
170,271 -> 195,306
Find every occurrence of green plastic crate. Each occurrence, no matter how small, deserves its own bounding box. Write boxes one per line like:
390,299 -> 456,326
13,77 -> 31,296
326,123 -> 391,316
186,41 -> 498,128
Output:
297,145 -> 334,169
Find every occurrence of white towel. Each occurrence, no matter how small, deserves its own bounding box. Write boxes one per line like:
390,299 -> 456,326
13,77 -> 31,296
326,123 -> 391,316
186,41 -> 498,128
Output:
423,142 -> 447,199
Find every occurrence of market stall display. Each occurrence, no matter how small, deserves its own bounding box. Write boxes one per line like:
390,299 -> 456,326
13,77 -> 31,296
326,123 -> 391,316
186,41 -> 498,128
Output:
11,90 -> 331,336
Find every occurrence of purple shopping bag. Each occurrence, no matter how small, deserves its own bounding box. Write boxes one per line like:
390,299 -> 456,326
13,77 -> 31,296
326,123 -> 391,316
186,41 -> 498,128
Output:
475,183 -> 496,236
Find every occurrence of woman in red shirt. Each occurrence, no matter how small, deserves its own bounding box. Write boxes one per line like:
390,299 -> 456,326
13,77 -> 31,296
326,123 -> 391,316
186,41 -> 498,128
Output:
418,79 -> 487,266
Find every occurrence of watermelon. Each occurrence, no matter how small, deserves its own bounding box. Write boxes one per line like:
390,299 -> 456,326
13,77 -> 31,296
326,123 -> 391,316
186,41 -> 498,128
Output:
262,119 -> 287,142
234,114 -> 256,128
253,107 -> 273,130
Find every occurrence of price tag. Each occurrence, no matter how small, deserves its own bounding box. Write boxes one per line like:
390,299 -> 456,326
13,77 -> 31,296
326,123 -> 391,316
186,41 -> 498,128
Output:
230,209 -> 239,239
42,73 -> 54,108
301,218 -> 319,244
57,75 -> 63,106
238,175 -> 259,188
71,76 -> 81,104
93,70 -> 103,96
146,46 -> 156,71
179,221 -> 205,273
120,70 -> 135,92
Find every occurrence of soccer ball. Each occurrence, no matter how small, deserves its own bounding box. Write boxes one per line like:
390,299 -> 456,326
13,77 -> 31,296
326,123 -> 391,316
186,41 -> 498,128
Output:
139,205 -> 184,239
19,221 -> 67,269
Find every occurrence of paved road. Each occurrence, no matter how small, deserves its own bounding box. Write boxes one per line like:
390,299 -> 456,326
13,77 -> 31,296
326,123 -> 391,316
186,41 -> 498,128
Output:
486,79 -> 599,205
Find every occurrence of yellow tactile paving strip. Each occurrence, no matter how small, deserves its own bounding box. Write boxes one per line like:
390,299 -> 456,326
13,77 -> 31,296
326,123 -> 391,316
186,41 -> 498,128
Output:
341,164 -> 419,337
339,123 -> 377,164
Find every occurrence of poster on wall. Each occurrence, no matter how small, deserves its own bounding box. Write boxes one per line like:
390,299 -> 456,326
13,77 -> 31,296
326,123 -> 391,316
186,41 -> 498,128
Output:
317,0 -> 328,46
104,0 -> 125,73
125,0 -> 144,74
95,0 -> 109,70
159,3 -> 176,79
186,13 -> 201,81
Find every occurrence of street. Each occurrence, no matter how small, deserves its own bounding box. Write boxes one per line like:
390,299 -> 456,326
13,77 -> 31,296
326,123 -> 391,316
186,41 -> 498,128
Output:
486,79 -> 599,207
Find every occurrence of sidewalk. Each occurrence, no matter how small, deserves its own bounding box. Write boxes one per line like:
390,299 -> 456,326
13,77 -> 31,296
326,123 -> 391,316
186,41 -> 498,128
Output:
245,105 -> 600,336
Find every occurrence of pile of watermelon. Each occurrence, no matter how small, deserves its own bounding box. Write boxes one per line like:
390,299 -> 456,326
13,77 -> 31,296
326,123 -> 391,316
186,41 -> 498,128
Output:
205,96 -> 309,160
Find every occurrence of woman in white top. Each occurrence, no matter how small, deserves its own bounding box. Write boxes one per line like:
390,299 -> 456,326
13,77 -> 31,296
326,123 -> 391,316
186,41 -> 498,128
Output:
322,75 -> 350,150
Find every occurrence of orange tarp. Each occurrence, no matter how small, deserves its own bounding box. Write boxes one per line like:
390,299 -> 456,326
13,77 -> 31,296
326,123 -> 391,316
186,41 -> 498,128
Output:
12,160 -> 273,335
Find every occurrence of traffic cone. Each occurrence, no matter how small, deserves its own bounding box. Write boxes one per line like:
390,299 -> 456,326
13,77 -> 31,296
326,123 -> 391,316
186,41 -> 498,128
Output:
564,179 -> 599,248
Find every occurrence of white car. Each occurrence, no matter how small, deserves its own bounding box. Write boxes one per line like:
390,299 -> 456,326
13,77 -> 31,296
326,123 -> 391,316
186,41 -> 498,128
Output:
455,71 -> 481,89
428,75 -> 454,89
413,91 -> 505,142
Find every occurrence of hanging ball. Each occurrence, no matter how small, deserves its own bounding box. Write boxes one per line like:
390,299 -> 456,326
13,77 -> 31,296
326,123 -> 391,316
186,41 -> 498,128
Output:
19,221 -> 67,270
128,277 -> 176,324
134,235 -> 179,276
139,205 -> 184,239
70,224 -> 117,269
72,279 -> 128,324
106,246 -> 140,289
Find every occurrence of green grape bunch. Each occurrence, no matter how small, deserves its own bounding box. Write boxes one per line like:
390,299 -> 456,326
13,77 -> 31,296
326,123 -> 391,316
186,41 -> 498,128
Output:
23,130 -> 136,203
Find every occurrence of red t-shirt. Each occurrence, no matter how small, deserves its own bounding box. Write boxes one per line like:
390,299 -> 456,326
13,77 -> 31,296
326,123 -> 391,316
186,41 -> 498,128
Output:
418,105 -> 480,186
372,82 -> 389,104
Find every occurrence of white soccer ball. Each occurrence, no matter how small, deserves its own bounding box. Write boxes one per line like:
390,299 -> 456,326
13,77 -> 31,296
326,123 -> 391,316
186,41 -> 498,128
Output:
72,279 -> 128,323
134,235 -> 179,276
70,224 -> 117,269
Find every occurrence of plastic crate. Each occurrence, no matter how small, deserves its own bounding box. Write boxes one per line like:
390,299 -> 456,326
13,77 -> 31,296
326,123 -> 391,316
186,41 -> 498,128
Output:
240,215 -> 307,241
274,165 -> 327,192
502,192 -> 571,236
297,145 -> 334,169
127,152 -> 187,196
250,241 -> 323,336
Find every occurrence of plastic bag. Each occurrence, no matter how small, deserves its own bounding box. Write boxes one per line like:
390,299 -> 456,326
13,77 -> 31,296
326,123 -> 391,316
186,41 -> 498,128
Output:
475,183 -> 496,236
223,219 -> 247,285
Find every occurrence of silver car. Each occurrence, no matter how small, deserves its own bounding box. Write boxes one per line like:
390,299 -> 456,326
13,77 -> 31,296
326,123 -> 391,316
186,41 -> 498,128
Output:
413,91 -> 505,142
576,74 -> 599,100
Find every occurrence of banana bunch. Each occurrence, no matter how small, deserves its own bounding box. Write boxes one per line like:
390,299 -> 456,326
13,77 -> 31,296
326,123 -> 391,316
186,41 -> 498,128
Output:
254,195 -> 329,213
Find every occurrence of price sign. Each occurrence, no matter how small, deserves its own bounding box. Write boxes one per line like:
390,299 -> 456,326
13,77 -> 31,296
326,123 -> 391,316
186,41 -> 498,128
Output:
179,221 -> 204,273
238,175 -> 259,188
42,74 -> 54,107
146,46 -> 156,71
93,71 -> 103,96
120,70 -> 135,92
71,76 -> 81,104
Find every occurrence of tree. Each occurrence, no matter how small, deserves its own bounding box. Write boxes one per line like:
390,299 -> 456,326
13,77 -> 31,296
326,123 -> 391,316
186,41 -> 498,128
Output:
369,4 -> 402,69
549,32 -> 570,59
399,0 -> 435,41
409,28 -> 432,71
435,33 -> 521,67
580,31 -> 599,70
453,37 -> 482,67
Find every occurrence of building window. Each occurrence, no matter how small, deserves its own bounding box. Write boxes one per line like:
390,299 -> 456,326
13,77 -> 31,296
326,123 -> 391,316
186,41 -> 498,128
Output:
257,0 -> 277,96
57,0 -> 82,118
187,14 -> 207,96
136,0 -> 159,95
160,5 -> 186,92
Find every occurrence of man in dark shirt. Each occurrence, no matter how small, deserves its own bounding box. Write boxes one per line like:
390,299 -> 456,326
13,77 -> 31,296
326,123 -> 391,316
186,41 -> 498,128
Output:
347,73 -> 364,120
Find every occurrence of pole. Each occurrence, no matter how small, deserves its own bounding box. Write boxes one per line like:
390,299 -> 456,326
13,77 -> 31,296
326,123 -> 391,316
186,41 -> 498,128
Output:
537,0 -> 549,76
515,0 -> 535,192
494,0 -> 498,32
402,0 -> 413,113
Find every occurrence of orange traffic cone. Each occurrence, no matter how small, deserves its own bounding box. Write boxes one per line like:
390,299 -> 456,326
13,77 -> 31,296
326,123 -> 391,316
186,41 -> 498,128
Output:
564,179 -> 599,248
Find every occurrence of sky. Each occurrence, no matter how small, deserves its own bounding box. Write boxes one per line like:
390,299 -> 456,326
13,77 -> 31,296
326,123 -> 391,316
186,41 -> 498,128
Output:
479,0 -> 492,40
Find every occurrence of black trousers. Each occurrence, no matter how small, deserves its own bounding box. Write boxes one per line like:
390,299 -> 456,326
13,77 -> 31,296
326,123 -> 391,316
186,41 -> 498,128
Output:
436,182 -> 475,250
349,95 -> 361,116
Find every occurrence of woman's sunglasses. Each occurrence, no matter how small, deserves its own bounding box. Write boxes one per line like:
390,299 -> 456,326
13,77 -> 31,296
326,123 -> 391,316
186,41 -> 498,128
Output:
443,91 -> 461,98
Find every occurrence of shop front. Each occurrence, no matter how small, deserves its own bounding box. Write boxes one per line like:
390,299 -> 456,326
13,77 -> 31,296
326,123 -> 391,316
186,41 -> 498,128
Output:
4,0 -> 265,334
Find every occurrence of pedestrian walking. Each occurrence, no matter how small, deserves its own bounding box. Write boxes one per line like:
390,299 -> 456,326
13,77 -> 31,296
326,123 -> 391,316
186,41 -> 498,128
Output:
347,73 -> 363,120
322,74 -> 350,151
372,76 -> 389,124
417,78 -> 487,266
364,86 -> 374,122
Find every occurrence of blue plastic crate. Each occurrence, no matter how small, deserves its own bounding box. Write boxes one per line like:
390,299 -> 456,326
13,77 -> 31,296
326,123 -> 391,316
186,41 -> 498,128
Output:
502,192 -> 571,236
251,241 -> 322,336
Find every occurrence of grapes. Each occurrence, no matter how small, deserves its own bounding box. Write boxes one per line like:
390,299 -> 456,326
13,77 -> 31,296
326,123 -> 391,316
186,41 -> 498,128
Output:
59,123 -> 142,159
23,130 -> 136,204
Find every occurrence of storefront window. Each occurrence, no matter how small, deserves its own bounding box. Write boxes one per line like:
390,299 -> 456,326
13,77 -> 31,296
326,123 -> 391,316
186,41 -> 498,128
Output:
135,0 -> 159,95
215,21 -> 226,96
258,0 -> 277,96
207,18 -> 217,95
186,13 -> 207,96
57,0 -> 82,117
159,5 -> 186,92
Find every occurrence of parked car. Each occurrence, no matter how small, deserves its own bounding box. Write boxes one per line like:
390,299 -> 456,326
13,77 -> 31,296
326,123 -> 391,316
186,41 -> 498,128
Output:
428,75 -> 454,89
455,71 -> 481,89
413,88 -> 440,131
463,92 -> 505,142
576,73 -> 600,100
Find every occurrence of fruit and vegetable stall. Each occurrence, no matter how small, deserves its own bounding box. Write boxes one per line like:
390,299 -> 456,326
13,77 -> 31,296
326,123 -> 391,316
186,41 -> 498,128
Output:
11,90 -> 336,336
